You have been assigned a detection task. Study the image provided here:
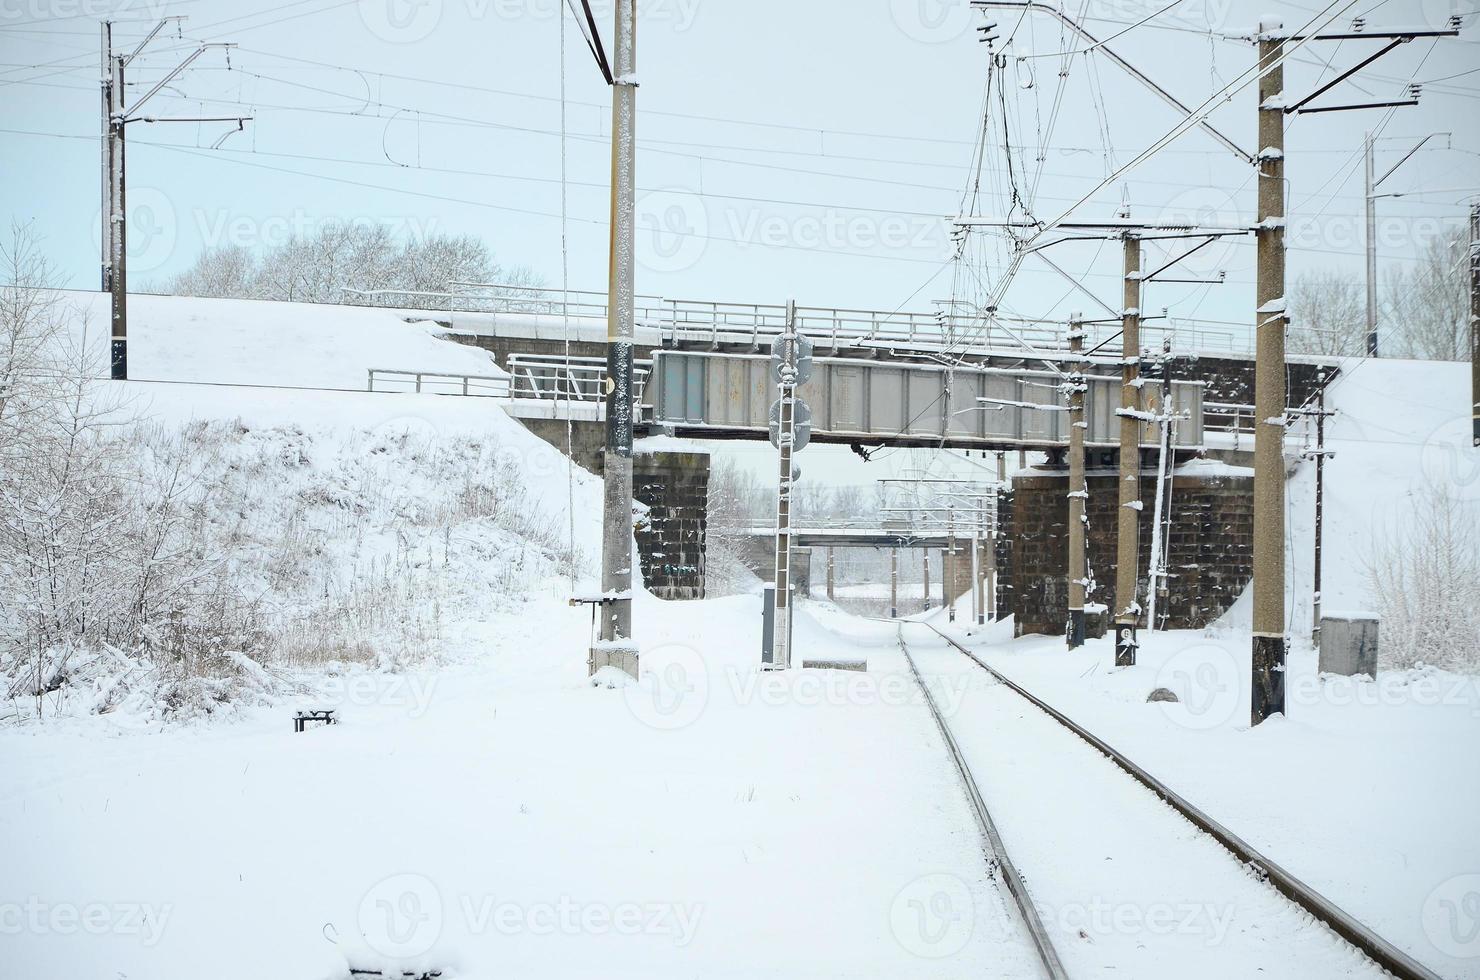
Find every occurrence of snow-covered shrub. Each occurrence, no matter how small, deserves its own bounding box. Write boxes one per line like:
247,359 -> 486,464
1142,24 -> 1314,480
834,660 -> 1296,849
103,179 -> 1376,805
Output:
1364,484 -> 1480,671
0,227 -> 583,722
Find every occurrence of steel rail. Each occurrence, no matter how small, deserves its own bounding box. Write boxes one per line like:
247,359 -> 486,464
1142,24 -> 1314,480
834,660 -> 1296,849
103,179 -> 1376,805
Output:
895,625 -> 1069,980
909,620 -> 1443,980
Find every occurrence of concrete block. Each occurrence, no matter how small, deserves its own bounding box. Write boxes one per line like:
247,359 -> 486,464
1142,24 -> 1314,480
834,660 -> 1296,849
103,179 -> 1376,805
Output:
1318,613 -> 1379,677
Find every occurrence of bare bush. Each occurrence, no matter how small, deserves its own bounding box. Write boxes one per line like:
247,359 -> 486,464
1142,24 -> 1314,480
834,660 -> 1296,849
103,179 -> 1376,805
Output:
157,223 -> 543,309
1363,484 -> 1480,671
1382,229 -> 1469,361
1288,269 -> 1365,357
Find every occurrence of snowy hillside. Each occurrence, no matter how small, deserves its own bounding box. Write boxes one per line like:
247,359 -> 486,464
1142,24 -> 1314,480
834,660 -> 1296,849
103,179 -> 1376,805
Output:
2,291 -> 1477,979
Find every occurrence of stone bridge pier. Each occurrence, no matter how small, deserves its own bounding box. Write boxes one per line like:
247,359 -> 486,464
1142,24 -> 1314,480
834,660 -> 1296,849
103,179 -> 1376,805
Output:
514,416 -> 711,602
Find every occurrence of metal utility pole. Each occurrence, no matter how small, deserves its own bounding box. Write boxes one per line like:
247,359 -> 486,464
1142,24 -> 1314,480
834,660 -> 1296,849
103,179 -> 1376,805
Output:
1365,131 -> 1450,357
768,300 -> 808,670
595,0 -> 638,676
1145,339 -> 1178,633
1251,20 -> 1288,724
1364,132 -> 1378,356
890,549 -> 899,619
100,17 -> 243,381
1114,236 -> 1143,667
1066,312 -> 1087,649
1295,370 -> 1336,643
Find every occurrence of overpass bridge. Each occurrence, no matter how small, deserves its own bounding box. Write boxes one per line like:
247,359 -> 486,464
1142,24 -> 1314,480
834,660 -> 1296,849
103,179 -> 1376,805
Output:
360,284 -> 1241,455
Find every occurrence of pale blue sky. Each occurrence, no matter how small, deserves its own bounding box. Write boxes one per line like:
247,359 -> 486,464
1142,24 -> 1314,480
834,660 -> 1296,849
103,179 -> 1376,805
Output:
2,0 -> 1477,335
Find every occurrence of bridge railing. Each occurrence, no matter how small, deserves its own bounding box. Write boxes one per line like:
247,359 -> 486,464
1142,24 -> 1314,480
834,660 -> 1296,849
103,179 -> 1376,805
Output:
344,282 -> 1252,357
367,355 -> 652,411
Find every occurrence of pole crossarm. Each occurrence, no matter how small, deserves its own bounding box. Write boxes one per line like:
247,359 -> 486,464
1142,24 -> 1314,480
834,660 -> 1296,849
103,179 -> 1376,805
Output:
120,44 -> 235,121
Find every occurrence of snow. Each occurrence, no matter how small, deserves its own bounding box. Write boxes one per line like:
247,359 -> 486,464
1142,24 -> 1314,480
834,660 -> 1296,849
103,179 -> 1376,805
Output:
5,296 -> 1476,978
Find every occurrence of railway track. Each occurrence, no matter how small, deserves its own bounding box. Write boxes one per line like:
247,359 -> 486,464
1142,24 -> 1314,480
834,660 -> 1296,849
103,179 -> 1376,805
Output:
895,619 -> 1441,980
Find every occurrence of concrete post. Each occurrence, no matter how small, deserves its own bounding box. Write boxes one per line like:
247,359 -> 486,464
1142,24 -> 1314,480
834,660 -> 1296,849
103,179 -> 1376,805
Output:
1067,312 -> 1087,649
1251,21 -> 1289,724
922,551 -> 931,613
593,0 -> 638,677
826,547 -> 835,601
1114,236 -> 1142,666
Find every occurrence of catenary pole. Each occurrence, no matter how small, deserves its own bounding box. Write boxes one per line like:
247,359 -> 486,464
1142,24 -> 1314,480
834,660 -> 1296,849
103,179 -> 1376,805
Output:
1114,235 -> 1142,666
1067,311 -> 1087,649
100,21 -> 112,294
1251,19 -> 1289,725
594,0 -> 638,677
108,50 -> 126,379
1364,131 -> 1378,356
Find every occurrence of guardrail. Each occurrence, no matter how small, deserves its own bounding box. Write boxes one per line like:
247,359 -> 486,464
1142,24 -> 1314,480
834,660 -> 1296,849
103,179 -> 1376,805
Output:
342,282 -> 1255,357
366,355 -> 651,411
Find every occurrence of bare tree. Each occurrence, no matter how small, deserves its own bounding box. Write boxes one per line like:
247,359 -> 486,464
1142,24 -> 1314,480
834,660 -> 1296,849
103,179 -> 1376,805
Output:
159,223 -> 543,308
1287,269 -> 1365,357
0,221 -> 68,454
1382,228 -> 1469,361
1364,483 -> 1480,670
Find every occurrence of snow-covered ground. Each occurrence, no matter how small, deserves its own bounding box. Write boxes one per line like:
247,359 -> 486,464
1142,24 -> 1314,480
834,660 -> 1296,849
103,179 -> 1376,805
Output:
3,294 -> 1477,978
